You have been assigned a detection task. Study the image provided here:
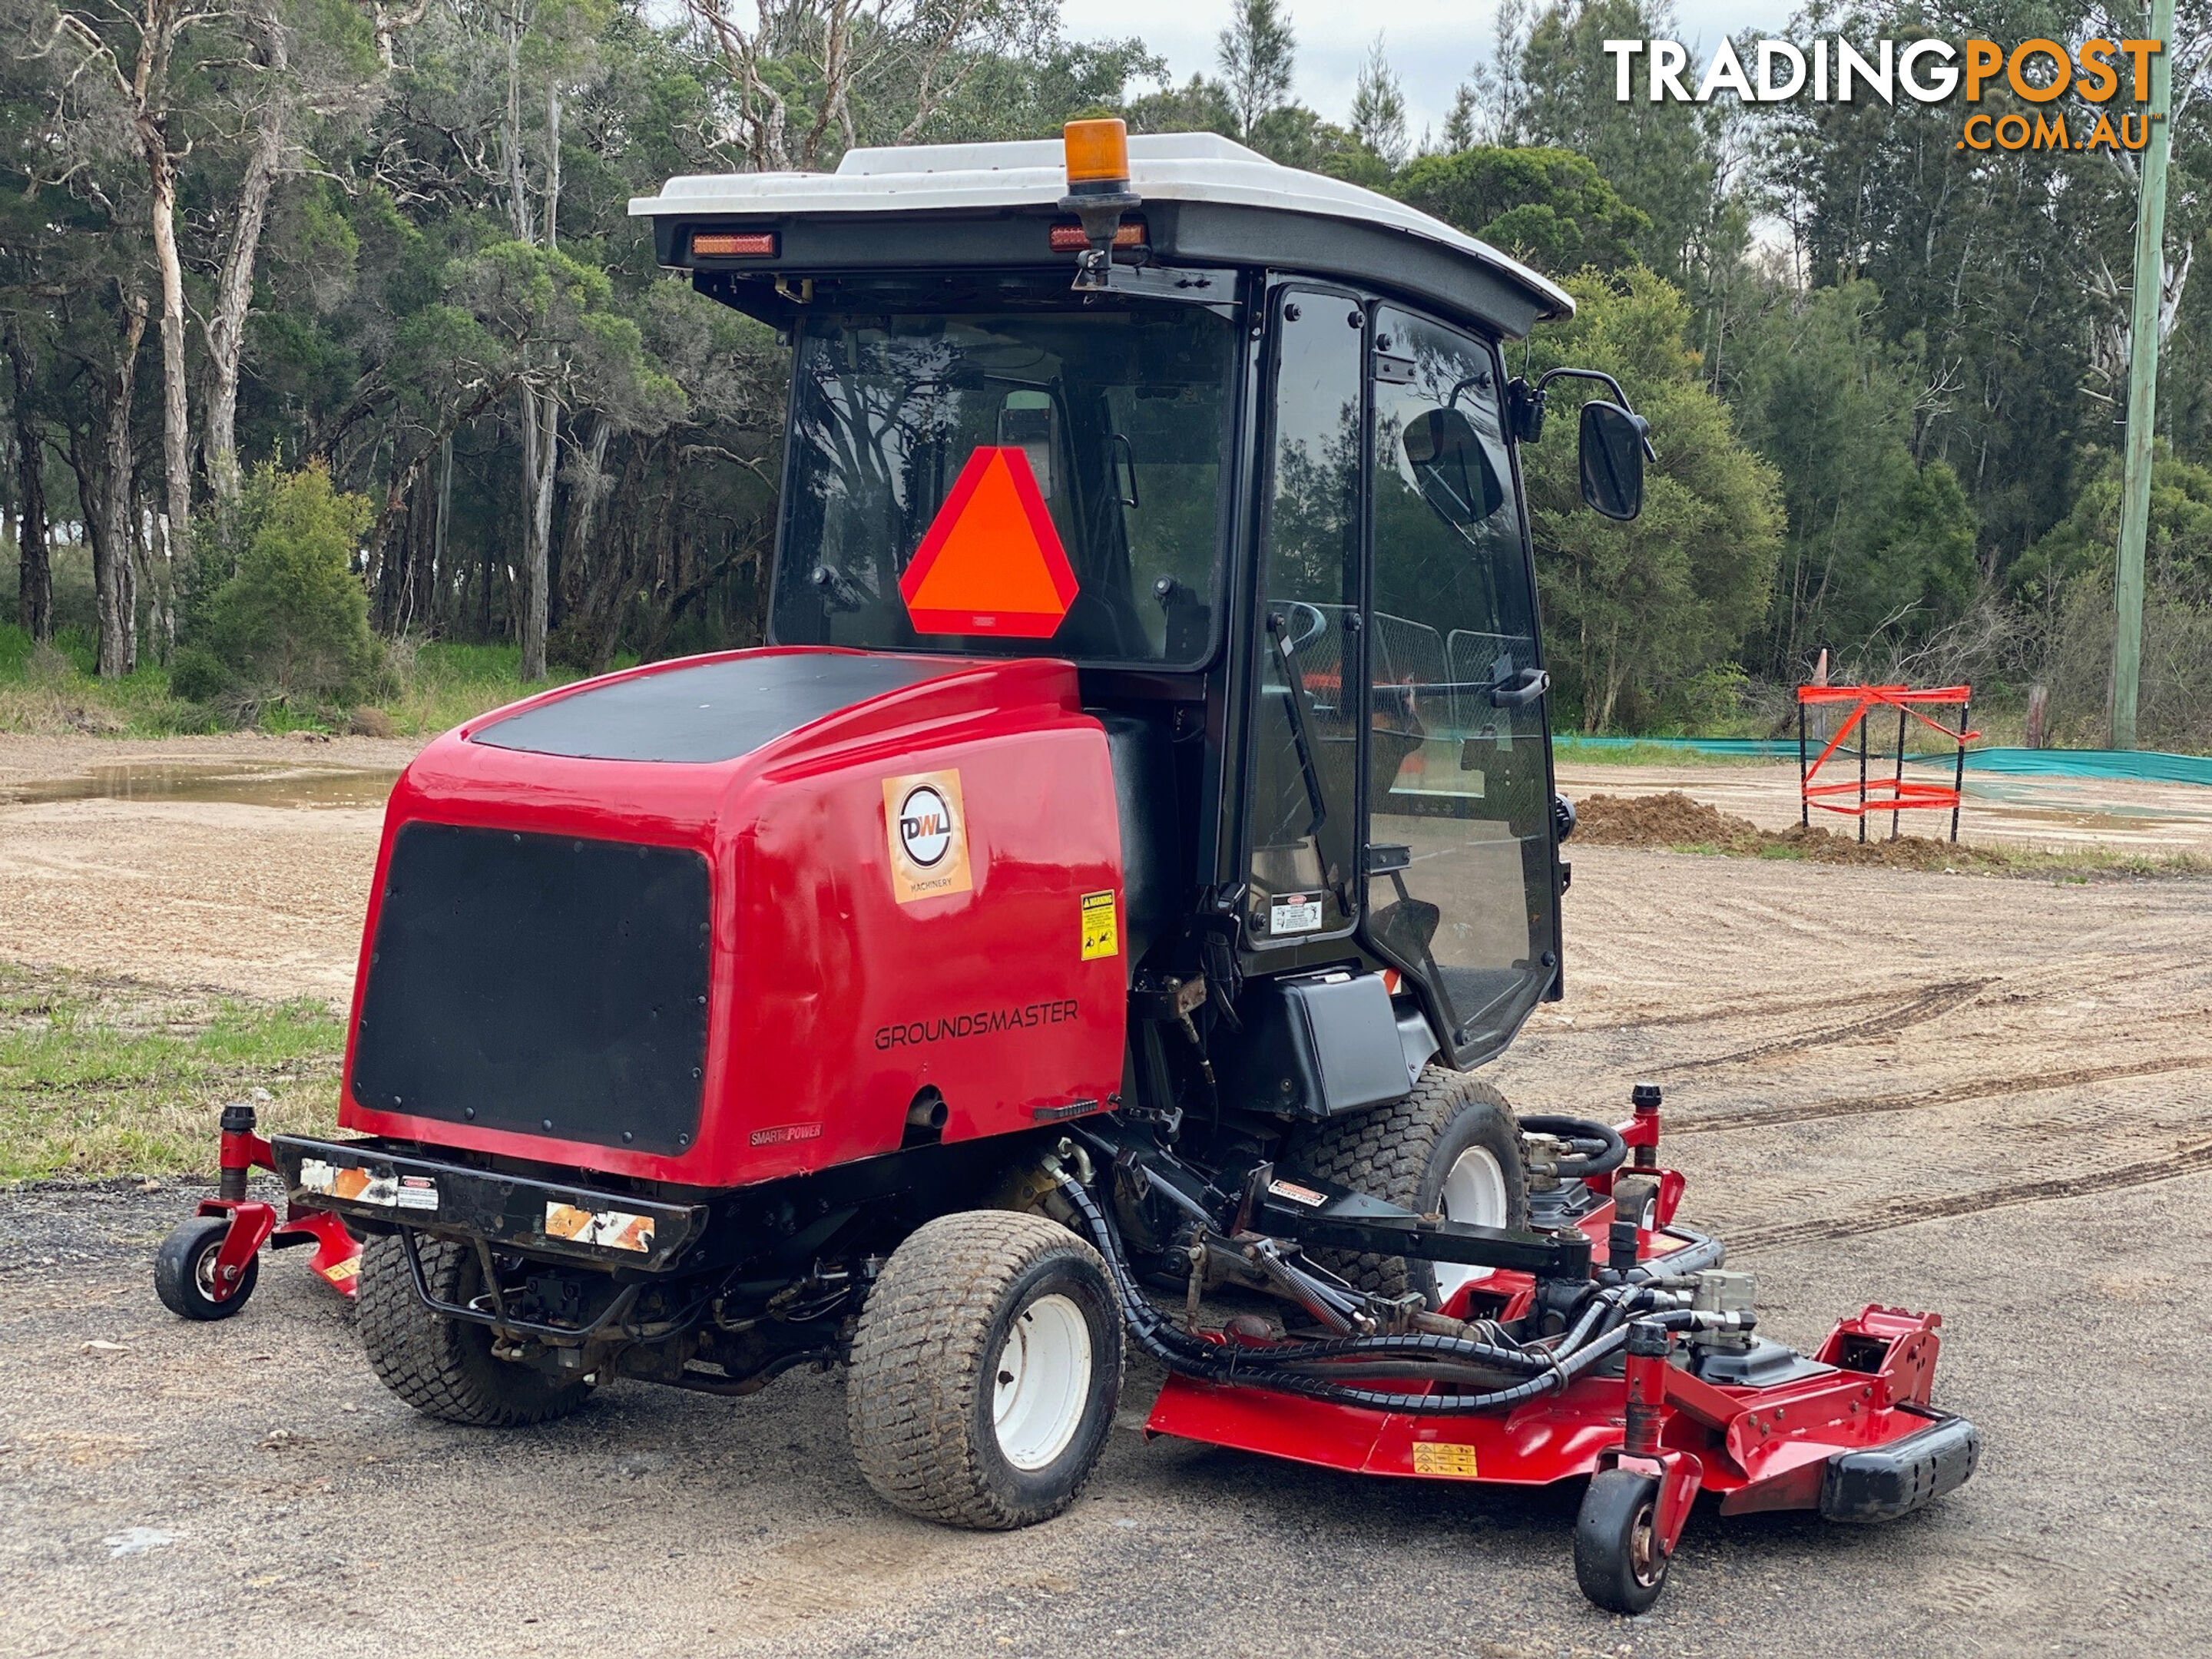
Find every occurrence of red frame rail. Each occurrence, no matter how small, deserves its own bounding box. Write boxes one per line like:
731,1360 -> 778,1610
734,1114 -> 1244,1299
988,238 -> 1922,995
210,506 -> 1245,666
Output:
1796,684 -> 1979,843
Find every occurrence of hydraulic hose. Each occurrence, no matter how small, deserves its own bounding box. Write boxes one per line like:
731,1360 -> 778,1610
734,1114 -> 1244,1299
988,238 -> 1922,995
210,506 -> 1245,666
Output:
1519,1114 -> 1628,1178
1053,1170 -> 1727,1416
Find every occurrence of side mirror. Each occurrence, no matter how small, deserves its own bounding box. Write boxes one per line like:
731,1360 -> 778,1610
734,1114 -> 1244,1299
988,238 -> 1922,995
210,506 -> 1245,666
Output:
1402,406 -> 1505,528
1579,400 -> 1647,522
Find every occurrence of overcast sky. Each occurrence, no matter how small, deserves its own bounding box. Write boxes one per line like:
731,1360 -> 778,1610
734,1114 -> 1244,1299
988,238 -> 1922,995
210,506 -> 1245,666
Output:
1058,1 -> 1803,142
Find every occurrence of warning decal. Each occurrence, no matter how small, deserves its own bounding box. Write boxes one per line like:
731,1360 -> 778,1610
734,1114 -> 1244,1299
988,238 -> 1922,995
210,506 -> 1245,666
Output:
1080,890 -> 1118,961
1410,1442 -> 1481,1479
899,447 -> 1078,637
544,1200 -> 655,1254
882,769 -> 974,904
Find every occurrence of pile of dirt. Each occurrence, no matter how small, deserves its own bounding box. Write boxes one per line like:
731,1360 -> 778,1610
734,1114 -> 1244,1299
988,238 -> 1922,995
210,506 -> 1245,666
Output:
1571,790 -> 2007,871
1573,790 -> 1761,847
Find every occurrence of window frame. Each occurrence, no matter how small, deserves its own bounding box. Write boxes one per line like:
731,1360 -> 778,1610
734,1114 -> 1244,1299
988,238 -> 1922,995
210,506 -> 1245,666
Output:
1357,299 -> 1564,1066
763,293 -> 1247,674
1233,280 -> 1374,958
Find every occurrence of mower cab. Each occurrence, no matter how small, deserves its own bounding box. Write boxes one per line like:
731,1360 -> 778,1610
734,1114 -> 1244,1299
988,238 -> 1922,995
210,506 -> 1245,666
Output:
161,122 -> 1973,1614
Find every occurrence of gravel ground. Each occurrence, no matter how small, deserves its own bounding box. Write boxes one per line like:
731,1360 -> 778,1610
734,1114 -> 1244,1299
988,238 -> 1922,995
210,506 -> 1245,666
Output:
4,733 -> 2210,1655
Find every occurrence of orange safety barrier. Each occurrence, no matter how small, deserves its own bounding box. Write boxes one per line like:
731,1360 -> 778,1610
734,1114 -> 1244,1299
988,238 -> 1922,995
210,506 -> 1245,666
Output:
1796,684 -> 1980,843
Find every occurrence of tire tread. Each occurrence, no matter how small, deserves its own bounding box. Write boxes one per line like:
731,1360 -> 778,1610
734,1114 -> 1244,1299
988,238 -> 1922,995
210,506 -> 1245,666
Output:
1286,1066 -> 1527,1299
846,1210 -> 1120,1529
357,1233 -> 591,1427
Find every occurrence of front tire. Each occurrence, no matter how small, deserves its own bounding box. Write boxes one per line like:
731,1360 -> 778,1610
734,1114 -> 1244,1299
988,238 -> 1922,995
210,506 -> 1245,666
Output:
1285,1065 -> 1529,1306
846,1210 -> 1123,1529
357,1234 -> 594,1427
154,1216 -> 259,1320
1575,1469 -> 1671,1614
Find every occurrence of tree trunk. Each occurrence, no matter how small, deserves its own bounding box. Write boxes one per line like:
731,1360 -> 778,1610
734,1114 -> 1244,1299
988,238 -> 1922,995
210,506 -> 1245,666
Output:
203,15 -> 288,548
518,383 -> 558,679
143,130 -> 194,590
6,330 -> 51,642
90,296 -> 150,677
133,482 -> 176,663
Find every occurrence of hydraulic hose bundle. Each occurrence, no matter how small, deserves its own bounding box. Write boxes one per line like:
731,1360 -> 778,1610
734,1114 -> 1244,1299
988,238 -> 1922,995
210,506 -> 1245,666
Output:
1051,1167 -> 1751,1417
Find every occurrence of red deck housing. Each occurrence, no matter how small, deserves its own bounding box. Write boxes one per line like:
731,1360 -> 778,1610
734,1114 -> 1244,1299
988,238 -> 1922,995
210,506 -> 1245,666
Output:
339,647 -> 1129,1187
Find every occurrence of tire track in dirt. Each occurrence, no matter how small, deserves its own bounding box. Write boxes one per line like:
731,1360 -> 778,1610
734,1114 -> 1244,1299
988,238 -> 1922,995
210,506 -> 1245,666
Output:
1727,1135 -> 2212,1250
1656,977 -> 1999,1072
1585,953 -> 2196,1039
1667,1055 -> 2212,1135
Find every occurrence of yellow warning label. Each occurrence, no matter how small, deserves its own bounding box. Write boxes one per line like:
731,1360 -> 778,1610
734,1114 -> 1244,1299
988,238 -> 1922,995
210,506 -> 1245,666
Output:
321,1254 -> 361,1283
1411,1442 -> 1481,1479
1080,890 -> 1118,961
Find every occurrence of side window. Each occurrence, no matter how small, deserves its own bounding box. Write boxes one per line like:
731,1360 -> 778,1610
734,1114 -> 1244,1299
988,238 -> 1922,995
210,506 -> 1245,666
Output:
1366,306 -> 1555,1058
1244,289 -> 1365,945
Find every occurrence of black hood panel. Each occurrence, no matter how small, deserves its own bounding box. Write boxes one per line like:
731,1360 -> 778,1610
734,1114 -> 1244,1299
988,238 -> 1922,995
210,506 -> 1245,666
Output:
472,652 -> 949,765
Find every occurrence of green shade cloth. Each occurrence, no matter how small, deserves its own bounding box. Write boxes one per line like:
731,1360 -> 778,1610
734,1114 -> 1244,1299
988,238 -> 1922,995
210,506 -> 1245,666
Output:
1552,735 -> 2212,786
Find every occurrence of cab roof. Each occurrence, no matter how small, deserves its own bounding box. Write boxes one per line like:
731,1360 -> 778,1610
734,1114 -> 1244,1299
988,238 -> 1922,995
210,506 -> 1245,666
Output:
629,132 -> 1574,339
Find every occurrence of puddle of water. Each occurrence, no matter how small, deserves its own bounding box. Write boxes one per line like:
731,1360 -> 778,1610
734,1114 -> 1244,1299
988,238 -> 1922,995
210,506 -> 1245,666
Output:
0,760 -> 401,810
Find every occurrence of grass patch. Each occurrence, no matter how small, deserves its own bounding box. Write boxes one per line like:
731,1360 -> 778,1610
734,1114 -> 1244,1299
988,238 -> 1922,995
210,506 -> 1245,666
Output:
1551,737 -> 1783,767
0,623 -> 628,741
0,963 -> 344,1181
0,626 -> 218,738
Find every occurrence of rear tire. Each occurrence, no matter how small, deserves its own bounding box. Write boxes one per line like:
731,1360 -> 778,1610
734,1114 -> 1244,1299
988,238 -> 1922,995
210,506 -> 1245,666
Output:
357,1233 -> 594,1427
1284,1065 -> 1528,1306
1575,1468 -> 1671,1614
154,1216 -> 258,1320
846,1210 -> 1123,1529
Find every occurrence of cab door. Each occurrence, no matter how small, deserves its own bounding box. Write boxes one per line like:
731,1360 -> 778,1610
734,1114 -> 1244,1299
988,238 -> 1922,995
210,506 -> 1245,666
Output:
1363,305 -> 1558,1064
1237,286 -> 1367,953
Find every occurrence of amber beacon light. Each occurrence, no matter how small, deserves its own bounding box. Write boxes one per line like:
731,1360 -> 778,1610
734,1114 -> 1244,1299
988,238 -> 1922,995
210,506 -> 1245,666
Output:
1058,119 -> 1140,291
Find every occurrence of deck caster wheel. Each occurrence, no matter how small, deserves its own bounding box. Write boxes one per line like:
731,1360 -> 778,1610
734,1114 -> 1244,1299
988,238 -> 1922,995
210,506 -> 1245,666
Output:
1575,1469 -> 1671,1614
847,1210 -> 1123,1529
154,1215 -> 260,1320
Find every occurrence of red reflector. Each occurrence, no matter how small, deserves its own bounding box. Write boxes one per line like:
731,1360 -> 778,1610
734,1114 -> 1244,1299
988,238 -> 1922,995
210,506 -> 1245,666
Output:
692,230 -> 778,258
1048,218 -> 1147,253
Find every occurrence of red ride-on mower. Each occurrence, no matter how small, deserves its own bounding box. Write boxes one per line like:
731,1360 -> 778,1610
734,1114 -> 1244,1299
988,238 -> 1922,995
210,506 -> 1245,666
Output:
160,121 -> 1977,1610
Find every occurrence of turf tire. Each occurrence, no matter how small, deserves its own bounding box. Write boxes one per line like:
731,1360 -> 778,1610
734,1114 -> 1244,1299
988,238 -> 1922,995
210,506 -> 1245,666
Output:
356,1233 -> 594,1427
1283,1065 -> 1529,1304
846,1210 -> 1123,1530
1574,1468 -> 1671,1614
154,1215 -> 259,1320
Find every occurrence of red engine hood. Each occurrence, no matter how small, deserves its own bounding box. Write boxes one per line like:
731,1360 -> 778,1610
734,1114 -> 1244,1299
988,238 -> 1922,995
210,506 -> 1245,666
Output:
340,647 -> 1129,1188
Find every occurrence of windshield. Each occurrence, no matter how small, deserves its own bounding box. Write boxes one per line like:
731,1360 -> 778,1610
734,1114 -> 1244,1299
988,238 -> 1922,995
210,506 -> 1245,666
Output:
772,306 -> 1237,666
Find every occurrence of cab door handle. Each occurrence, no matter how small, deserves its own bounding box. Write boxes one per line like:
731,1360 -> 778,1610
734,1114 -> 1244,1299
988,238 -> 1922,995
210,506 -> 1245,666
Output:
1488,667 -> 1550,709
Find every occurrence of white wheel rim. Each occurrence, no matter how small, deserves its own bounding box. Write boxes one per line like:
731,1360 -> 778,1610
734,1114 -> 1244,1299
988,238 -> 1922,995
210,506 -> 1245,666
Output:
1435,1147 -> 1509,1302
992,1293 -> 1092,1472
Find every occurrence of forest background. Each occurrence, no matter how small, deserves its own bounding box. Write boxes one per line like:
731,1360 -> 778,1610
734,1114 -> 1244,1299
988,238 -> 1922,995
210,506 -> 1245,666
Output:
2,0 -> 2207,747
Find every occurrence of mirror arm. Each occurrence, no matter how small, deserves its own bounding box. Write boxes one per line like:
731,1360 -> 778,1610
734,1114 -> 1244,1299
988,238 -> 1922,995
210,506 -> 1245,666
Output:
1535,366 -> 1659,459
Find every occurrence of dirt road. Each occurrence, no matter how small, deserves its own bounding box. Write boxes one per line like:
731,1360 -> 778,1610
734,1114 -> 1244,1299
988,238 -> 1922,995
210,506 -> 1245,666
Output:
4,737 -> 2211,1655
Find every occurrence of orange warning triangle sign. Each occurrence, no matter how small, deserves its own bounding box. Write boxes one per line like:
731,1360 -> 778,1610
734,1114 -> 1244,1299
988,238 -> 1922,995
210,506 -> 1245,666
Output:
899,447 -> 1079,638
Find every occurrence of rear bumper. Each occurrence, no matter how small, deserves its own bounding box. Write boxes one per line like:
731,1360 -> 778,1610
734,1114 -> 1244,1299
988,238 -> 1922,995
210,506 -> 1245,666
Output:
1819,1409 -> 1980,1523
270,1134 -> 705,1273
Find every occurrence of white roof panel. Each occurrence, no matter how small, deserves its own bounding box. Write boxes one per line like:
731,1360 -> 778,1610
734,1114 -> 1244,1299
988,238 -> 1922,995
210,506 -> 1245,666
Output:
631,133 -> 1573,323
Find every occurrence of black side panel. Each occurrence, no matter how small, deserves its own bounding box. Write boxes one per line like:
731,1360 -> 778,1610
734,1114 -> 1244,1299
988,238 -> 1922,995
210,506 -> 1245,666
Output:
1098,712 -> 1182,972
472,653 -> 946,763
1215,972 -> 1414,1120
353,825 -> 712,1154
